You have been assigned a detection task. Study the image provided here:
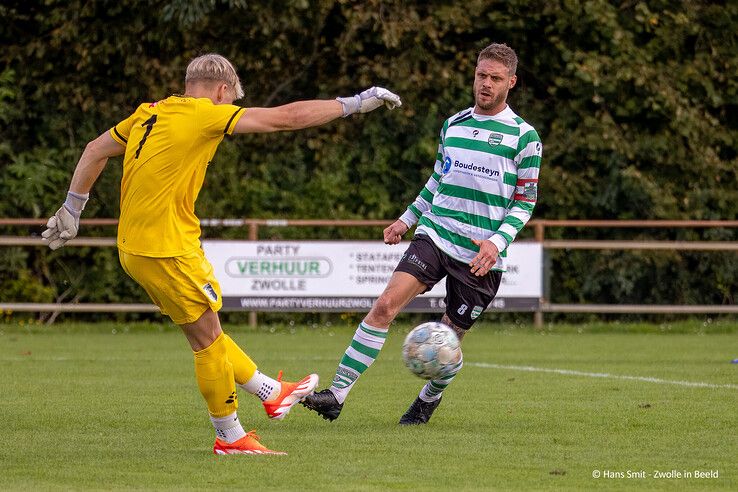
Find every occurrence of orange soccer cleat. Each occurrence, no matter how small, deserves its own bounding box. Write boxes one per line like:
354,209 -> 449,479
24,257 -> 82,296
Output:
262,371 -> 319,420
213,430 -> 287,455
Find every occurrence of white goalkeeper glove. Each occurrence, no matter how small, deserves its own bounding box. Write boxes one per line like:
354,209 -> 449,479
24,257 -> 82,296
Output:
41,191 -> 89,250
337,87 -> 402,117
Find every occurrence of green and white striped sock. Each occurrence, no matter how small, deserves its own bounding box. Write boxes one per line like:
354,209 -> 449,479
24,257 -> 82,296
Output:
419,357 -> 463,402
329,321 -> 388,404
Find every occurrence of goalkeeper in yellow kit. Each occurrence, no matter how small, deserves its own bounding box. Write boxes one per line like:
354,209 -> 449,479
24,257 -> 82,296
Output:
42,54 -> 401,455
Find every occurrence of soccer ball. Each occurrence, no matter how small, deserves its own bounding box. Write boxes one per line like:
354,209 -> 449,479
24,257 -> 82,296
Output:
402,322 -> 462,380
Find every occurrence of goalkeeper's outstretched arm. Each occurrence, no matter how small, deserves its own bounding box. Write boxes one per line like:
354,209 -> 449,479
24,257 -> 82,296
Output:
233,87 -> 401,134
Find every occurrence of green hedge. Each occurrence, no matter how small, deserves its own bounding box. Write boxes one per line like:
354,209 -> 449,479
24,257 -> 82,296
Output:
1,1 -> 735,318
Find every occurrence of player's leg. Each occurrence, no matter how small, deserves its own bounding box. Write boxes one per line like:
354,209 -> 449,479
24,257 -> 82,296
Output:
118,250 -> 287,454
302,235 -> 443,421
351,272 -> 430,392
337,271 -> 427,397
188,314 -> 314,422
181,308 -> 245,443
400,266 -> 503,425
164,254 -> 253,447
415,313 -> 466,400
178,250 -> 317,420
397,313 -> 464,425
302,271 -> 427,420
221,334 -> 319,420
181,308 -> 288,455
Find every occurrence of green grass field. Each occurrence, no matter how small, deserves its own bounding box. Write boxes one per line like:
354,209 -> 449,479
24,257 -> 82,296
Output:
1,321 -> 736,491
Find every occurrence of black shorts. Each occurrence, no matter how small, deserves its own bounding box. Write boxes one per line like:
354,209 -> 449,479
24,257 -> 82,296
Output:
394,234 -> 502,330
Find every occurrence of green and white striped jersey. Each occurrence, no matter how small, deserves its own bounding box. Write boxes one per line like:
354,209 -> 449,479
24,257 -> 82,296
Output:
399,106 -> 542,271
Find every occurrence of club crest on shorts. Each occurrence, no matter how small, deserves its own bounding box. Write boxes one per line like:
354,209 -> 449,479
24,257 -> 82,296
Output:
471,305 -> 484,319
202,283 -> 218,302
488,132 -> 503,147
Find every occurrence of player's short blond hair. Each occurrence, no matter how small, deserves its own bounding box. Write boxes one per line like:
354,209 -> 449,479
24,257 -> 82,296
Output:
478,43 -> 518,75
185,53 -> 244,100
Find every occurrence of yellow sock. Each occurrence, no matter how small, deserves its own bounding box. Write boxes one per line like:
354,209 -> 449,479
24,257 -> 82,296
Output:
193,333 -> 237,418
223,334 -> 258,385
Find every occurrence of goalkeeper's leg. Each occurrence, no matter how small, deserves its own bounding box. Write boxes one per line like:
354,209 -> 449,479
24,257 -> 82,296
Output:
183,309 -> 293,454
182,309 -> 248,444
119,252 -> 292,453
222,334 -> 318,420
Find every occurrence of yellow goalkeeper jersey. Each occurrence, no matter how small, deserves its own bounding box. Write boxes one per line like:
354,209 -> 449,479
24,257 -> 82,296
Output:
109,95 -> 245,257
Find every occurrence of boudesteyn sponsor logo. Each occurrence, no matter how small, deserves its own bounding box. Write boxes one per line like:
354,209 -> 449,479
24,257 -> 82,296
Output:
452,160 -> 500,179
225,257 -> 332,278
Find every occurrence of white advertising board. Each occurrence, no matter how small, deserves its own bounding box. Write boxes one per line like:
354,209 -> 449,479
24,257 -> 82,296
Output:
202,240 -> 542,311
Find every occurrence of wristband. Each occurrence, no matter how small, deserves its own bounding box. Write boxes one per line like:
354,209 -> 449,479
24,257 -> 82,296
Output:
63,191 -> 89,218
336,95 -> 361,117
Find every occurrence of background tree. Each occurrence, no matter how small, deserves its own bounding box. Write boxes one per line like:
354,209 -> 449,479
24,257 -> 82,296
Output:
1,0 -> 735,316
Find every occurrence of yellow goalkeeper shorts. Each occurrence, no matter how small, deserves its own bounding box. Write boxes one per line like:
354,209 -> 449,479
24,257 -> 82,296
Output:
119,249 -> 223,325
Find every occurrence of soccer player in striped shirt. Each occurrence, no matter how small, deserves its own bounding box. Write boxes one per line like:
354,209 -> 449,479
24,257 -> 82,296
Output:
303,43 -> 542,424
42,54 -> 401,454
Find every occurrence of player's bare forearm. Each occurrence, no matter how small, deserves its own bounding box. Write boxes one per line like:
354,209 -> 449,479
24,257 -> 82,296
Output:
281,99 -> 344,130
69,132 -> 125,193
69,155 -> 108,194
234,100 -> 343,134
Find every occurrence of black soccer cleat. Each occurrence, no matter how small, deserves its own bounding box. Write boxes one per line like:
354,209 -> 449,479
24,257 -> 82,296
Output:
399,395 -> 442,425
300,389 -> 343,422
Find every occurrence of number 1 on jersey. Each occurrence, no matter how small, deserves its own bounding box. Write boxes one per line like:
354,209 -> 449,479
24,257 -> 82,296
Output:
135,115 -> 157,159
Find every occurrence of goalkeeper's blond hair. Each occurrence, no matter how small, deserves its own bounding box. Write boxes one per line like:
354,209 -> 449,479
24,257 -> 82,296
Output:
185,53 -> 244,100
